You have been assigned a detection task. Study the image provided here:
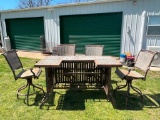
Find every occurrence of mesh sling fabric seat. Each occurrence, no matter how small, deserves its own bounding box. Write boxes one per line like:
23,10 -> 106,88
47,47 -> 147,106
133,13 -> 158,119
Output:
2,50 -> 45,105
114,50 -> 157,107
85,45 -> 104,56
56,44 -> 75,56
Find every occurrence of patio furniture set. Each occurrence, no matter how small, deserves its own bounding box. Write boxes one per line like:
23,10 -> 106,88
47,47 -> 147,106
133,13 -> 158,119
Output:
2,44 -> 157,109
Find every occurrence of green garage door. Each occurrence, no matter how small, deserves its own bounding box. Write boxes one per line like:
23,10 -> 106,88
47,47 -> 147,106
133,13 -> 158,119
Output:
60,12 -> 122,56
5,17 -> 44,51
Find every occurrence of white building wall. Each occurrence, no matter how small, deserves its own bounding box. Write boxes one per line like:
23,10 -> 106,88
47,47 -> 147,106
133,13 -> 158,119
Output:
0,0 -> 160,55
0,14 -> 3,44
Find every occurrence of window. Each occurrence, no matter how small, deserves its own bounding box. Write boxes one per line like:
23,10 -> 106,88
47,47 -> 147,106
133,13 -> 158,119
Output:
147,16 -> 160,36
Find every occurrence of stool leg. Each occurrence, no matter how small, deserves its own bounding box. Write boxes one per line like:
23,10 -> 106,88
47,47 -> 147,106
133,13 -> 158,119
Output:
130,84 -> 144,104
113,82 -> 127,96
114,79 -> 144,108
26,84 -> 31,106
16,78 -> 45,106
26,78 -> 45,105
17,83 -> 29,99
125,81 -> 131,108
32,84 -> 45,95
27,78 -> 44,95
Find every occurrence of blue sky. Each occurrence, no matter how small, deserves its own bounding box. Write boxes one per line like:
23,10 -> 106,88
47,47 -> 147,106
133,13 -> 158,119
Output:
0,0 -> 67,10
0,0 -> 19,10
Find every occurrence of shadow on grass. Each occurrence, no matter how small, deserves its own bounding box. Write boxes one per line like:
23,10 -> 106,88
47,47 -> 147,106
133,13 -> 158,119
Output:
113,91 -> 144,110
33,93 -> 52,106
113,91 -> 160,110
34,92 -> 59,110
111,79 -> 160,110
56,89 -> 106,110
111,79 -> 143,110
19,92 -> 57,109
16,93 -> 44,107
143,93 -> 160,108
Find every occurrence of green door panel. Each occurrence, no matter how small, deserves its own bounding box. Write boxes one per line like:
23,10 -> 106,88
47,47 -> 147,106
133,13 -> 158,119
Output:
60,12 -> 122,56
5,17 -> 44,51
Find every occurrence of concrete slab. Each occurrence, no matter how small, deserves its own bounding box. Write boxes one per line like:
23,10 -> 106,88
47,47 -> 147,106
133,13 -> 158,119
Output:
150,67 -> 160,71
17,51 -> 47,59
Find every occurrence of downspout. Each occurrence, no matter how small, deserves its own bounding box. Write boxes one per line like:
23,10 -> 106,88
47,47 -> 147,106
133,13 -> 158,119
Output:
138,11 -> 147,53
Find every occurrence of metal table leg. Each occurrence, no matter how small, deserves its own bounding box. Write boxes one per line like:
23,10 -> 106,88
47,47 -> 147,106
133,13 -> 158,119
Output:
40,67 -> 53,109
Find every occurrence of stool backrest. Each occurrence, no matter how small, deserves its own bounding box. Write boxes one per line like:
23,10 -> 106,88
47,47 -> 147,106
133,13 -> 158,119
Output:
85,45 -> 104,56
2,50 -> 23,80
57,44 -> 75,56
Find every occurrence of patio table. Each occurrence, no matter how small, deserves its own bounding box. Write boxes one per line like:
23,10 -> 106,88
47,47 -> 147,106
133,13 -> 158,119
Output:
34,56 -> 122,108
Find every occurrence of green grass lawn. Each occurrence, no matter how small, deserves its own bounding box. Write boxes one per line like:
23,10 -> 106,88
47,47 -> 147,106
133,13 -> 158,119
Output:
0,55 -> 160,120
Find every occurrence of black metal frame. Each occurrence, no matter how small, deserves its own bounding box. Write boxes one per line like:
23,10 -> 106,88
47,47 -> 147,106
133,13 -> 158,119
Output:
113,50 -> 157,108
2,50 -> 45,105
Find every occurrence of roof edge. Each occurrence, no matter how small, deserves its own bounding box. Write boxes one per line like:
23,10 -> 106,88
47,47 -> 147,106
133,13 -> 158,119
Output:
0,0 -> 129,13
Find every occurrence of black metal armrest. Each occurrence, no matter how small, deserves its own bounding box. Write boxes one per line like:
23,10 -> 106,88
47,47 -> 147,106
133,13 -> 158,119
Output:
30,68 -> 36,77
115,67 -> 131,80
30,67 -> 42,79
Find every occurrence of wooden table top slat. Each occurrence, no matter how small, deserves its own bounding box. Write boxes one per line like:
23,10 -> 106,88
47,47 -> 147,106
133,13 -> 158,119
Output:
95,57 -> 122,67
34,56 -> 122,67
35,57 -> 62,67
